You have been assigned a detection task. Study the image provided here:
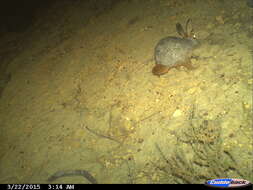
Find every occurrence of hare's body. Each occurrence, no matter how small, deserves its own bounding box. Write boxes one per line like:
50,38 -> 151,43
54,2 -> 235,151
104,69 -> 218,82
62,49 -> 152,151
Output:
154,36 -> 198,67
152,19 -> 199,76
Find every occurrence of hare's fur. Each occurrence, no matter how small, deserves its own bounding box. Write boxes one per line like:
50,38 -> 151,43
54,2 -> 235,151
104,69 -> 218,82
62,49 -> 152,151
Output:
153,19 -> 199,76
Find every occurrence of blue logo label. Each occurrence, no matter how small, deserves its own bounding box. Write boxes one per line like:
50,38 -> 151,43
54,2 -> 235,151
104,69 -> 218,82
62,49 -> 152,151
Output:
205,178 -> 252,188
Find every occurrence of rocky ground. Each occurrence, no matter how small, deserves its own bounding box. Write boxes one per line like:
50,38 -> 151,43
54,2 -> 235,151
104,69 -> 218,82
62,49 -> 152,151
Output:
0,0 -> 252,184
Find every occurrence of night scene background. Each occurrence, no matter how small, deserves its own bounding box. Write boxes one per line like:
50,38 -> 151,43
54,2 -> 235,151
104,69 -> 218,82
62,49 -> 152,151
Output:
0,0 -> 252,184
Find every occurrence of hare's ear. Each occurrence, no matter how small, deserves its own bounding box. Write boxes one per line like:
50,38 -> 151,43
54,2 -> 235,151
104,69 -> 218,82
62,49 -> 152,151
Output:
176,23 -> 187,38
185,19 -> 194,37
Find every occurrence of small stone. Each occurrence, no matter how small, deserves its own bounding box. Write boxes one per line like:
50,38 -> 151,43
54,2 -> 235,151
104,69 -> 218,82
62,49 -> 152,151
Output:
248,79 -> 253,84
188,87 -> 197,94
173,109 -> 182,117
216,15 -> 225,24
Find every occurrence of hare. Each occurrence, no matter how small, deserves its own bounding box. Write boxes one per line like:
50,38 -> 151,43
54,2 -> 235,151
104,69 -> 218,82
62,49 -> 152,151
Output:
152,19 -> 199,76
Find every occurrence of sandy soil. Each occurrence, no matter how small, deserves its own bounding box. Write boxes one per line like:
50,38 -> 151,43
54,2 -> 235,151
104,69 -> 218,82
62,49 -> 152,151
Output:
0,0 -> 252,184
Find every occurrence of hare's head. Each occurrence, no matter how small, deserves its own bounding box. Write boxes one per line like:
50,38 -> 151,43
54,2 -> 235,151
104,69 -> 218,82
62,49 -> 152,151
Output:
176,19 -> 196,39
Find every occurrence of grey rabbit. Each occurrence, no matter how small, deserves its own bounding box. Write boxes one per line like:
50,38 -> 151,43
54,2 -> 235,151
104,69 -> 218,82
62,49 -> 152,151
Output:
152,19 -> 199,76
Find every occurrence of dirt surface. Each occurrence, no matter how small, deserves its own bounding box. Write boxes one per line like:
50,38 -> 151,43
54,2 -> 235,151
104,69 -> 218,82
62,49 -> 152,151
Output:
0,0 -> 252,184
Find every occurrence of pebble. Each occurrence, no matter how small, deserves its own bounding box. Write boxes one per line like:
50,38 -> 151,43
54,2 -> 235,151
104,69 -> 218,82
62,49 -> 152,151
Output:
173,109 -> 182,117
216,15 -> 225,24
